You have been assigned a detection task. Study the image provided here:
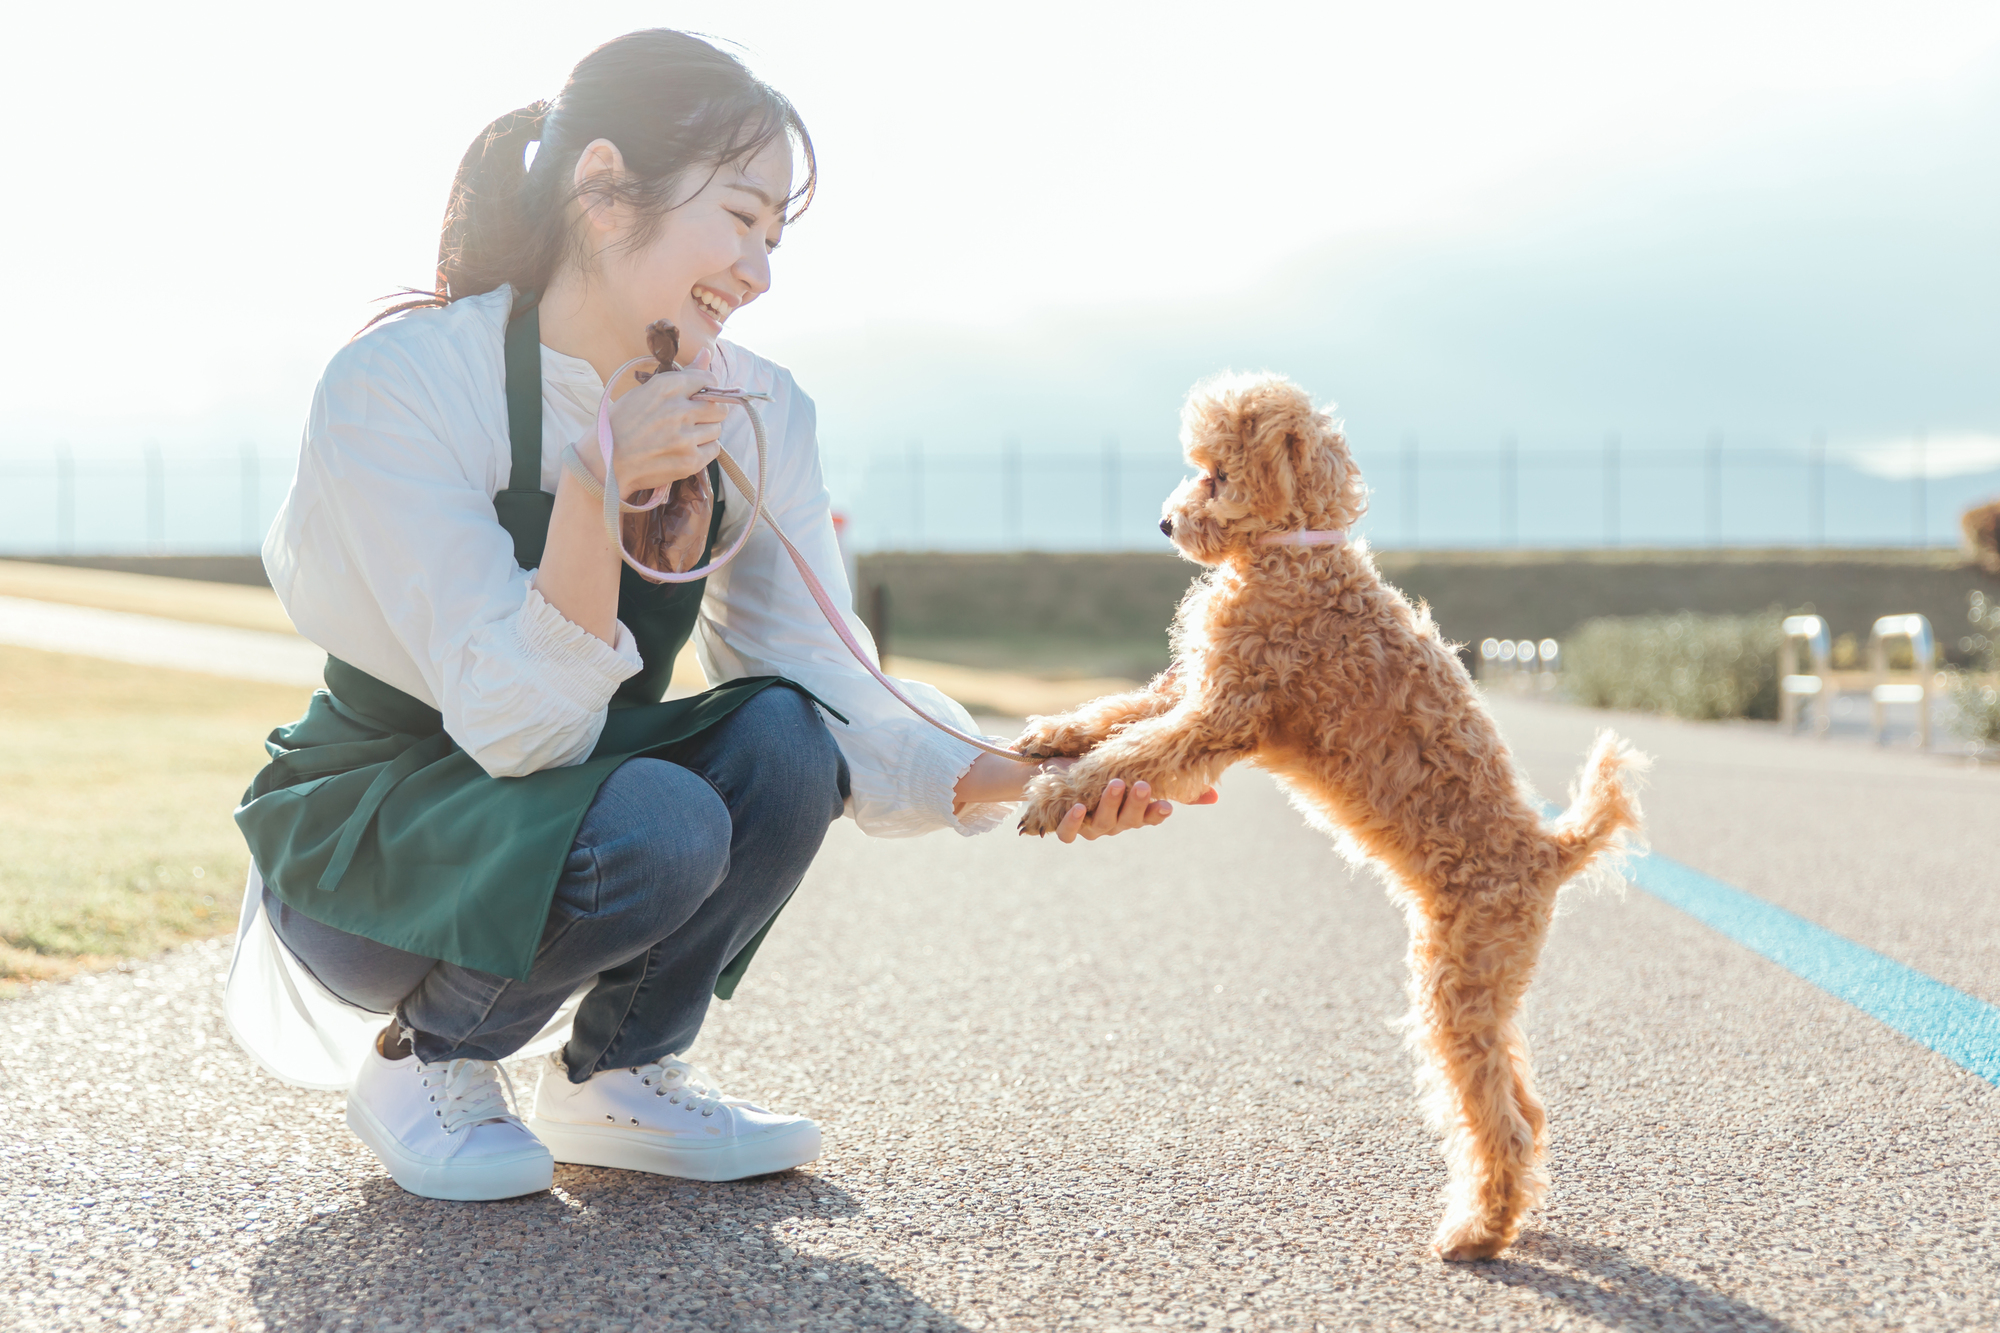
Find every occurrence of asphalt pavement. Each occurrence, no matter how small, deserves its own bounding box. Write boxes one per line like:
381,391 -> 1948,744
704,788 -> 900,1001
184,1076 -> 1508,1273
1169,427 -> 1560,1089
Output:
3,696 -> 1996,1331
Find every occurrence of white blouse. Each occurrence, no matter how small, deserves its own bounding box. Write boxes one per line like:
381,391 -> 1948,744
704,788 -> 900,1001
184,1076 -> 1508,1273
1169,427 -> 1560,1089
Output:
226,286 -> 1009,1090
263,284 -> 1007,837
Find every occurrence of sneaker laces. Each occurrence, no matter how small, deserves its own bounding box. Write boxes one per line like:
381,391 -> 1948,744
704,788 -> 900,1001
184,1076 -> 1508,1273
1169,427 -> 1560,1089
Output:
419,1058 -> 521,1134
630,1057 -> 725,1116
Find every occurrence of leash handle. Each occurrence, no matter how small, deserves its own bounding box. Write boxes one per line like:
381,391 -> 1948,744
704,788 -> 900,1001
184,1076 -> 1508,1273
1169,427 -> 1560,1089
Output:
593,359 -> 1029,763
593,356 -> 764,582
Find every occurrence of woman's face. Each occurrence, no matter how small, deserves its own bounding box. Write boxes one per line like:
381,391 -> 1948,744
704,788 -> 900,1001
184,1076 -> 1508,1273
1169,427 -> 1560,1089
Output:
580,135 -> 794,364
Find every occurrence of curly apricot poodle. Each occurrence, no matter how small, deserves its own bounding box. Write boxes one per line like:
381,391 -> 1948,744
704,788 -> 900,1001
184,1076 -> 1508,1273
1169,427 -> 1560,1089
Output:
1015,371 -> 1647,1261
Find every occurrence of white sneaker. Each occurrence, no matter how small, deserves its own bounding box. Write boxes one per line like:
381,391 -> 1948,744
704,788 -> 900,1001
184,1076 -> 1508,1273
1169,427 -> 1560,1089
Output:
529,1053 -> 822,1182
345,1043 -> 553,1201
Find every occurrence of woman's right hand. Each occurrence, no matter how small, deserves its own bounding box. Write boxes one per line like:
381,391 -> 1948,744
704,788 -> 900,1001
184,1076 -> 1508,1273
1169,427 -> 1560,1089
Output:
595,363 -> 729,495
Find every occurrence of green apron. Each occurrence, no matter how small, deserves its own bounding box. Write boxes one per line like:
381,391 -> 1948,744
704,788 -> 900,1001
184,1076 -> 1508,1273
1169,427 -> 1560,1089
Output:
236,297 -> 834,992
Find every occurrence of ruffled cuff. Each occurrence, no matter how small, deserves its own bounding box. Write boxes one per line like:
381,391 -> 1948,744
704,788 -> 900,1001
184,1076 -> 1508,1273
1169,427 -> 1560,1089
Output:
514,581 -> 643,711
945,737 -> 1020,836
909,732 -> 1013,837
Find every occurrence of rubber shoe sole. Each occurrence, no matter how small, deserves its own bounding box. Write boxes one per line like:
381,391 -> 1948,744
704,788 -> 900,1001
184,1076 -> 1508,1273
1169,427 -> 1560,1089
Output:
528,1115 -> 822,1182
345,1098 -> 553,1202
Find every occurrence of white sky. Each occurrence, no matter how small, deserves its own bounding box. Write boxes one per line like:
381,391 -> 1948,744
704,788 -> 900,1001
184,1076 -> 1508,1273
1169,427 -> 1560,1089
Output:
5,0 -> 1999,455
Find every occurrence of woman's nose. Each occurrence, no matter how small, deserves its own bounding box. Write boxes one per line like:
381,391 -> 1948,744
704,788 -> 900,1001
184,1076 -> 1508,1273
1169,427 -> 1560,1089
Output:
1159,518 -> 1174,537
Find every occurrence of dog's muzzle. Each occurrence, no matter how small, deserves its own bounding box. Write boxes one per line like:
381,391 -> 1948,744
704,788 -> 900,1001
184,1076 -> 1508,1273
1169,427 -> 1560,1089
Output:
1159,518 -> 1173,537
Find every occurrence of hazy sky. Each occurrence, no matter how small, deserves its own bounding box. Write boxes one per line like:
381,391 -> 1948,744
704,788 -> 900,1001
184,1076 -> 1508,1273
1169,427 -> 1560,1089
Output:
6,0 -> 1998,472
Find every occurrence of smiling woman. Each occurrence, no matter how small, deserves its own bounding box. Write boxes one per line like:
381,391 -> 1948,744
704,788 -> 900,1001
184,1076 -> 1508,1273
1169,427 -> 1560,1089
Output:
220,27 -> 1205,1213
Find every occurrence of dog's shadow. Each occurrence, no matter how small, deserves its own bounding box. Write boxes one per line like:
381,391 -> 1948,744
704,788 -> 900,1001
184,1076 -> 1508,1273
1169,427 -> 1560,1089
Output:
1470,1230 -> 1801,1332
247,1167 -> 964,1331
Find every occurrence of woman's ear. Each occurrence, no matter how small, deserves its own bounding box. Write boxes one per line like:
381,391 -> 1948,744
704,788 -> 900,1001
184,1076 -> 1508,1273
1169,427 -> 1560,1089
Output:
573,138 -> 629,237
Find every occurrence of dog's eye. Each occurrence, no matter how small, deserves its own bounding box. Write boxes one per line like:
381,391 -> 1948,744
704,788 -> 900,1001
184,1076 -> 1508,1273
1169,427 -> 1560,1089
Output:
1208,470 -> 1227,490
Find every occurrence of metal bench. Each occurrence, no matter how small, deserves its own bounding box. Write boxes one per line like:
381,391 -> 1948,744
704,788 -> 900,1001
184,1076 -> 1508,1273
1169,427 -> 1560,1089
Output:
1868,613 -> 1936,748
1778,614 -> 1833,736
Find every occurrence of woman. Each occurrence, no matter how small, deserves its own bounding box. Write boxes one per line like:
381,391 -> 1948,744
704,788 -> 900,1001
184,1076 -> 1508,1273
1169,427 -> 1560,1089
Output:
223,29 -> 1202,1203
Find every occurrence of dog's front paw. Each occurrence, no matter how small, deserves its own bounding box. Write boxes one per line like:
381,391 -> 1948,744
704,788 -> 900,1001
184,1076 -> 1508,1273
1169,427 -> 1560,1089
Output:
1013,713 -> 1099,759
1015,771 -> 1093,836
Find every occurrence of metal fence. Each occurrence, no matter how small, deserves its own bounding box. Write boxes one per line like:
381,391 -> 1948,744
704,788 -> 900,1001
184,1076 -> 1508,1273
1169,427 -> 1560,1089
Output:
3,438 -> 1994,555
825,438 -> 1998,552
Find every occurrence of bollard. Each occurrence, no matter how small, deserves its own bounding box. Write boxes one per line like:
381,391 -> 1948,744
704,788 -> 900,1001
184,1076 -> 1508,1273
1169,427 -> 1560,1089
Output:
1868,614 -> 1936,748
1778,615 -> 1833,736
1479,637 -> 1560,693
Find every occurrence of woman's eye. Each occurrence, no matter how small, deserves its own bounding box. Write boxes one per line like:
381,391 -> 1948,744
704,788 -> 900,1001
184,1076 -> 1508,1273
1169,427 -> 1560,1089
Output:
728,210 -> 756,228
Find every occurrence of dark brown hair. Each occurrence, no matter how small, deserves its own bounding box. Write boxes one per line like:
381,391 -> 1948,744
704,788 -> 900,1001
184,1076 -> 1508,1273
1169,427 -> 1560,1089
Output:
375,29 -> 814,325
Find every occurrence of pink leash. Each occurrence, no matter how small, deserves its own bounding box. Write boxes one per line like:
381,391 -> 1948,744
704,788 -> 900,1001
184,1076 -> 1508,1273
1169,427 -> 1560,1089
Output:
595,358 -> 1030,762
591,360 -> 1344,761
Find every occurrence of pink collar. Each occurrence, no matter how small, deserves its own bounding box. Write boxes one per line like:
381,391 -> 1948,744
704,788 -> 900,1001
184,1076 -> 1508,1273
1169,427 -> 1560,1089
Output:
1258,529 -> 1348,548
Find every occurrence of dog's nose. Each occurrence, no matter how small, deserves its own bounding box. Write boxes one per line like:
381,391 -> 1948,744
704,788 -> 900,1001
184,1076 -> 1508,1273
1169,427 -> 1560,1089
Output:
1159,518 -> 1173,537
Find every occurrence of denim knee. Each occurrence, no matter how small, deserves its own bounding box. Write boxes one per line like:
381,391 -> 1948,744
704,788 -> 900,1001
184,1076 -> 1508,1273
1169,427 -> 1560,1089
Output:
565,758 -> 733,936
732,687 -> 849,823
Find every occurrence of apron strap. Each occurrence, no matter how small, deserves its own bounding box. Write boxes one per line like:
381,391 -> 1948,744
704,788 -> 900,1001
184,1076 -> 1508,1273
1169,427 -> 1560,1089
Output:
503,291 -> 542,495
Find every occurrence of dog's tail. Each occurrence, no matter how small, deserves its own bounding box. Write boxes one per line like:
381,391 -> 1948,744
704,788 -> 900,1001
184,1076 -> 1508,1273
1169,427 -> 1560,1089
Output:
1548,730 -> 1648,884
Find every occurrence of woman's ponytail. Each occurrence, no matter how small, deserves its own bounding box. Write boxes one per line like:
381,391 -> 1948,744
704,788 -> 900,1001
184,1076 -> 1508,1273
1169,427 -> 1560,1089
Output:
435,102 -> 550,302
367,30 -> 814,333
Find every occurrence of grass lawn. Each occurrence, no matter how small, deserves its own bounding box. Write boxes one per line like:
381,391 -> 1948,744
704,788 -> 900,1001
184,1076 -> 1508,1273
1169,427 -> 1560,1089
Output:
0,645 -> 313,991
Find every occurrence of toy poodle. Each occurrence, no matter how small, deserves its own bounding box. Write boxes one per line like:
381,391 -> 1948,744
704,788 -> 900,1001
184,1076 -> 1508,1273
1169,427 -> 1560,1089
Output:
1015,371 -> 1646,1260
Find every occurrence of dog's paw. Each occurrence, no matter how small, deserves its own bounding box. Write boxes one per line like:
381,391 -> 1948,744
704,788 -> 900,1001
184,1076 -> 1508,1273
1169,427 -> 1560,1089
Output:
1015,771 -> 1091,837
1432,1217 -> 1511,1263
1013,714 -> 1098,760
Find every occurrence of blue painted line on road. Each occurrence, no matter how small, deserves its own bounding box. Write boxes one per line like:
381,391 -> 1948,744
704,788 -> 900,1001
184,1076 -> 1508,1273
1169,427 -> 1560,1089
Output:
1620,844 -> 2000,1085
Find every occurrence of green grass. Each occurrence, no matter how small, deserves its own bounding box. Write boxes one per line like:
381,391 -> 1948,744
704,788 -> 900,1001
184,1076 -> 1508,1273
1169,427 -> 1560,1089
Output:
0,647 -> 314,990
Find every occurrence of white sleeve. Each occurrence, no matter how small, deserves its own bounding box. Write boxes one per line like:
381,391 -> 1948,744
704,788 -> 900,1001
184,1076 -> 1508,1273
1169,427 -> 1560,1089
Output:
290,335 -> 641,778
695,372 -> 1013,838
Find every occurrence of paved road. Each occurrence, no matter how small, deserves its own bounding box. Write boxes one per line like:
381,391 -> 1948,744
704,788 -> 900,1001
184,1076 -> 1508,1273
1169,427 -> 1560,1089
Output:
3,698 -> 1996,1331
0,597 -> 325,687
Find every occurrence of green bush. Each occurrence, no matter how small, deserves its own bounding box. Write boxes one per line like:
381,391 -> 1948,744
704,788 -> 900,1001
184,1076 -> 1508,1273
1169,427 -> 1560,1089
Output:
1947,590 -> 2000,747
1562,612 -> 1783,720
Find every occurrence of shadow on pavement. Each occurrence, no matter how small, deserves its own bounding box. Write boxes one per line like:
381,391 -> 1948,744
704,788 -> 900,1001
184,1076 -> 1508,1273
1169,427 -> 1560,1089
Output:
1469,1231 -> 1800,1333
248,1167 -> 965,1331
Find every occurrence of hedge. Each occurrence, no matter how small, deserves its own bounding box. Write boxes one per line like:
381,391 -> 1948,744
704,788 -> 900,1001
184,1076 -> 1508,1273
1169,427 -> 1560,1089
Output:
1562,613 -> 1783,721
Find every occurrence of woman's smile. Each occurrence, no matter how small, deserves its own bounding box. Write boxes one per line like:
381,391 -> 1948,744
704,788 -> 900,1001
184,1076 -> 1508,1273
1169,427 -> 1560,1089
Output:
690,284 -> 739,336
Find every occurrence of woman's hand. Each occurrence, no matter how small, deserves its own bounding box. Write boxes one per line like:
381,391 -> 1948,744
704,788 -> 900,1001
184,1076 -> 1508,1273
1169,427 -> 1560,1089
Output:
954,753 -> 1217,844
587,363 -> 728,496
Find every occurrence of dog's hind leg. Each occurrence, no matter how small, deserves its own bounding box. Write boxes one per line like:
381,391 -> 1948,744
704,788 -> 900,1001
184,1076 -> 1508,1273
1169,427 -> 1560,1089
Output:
1402,878 -> 1557,1261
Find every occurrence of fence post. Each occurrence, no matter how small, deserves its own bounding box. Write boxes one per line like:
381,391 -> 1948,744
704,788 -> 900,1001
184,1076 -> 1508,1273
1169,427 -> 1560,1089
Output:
240,443 -> 260,551
1401,436 -> 1418,546
145,442 -> 165,553
1500,435 -> 1517,546
1003,435 -> 1021,548
1705,431 -> 1722,546
55,444 -> 75,553
1603,432 -> 1619,547
907,439 -> 923,549
1103,435 -> 1119,549
1913,431 -> 1926,548
1808,431 -> 1825,546
866,583 -> 891,664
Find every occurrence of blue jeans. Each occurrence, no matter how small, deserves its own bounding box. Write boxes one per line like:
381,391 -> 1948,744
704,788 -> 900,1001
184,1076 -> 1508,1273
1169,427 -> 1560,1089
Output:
268,687 -> 848,1082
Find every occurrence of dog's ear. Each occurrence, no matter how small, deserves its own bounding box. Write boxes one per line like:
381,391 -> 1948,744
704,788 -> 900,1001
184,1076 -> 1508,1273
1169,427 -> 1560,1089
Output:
1234,379 -> 1320,521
